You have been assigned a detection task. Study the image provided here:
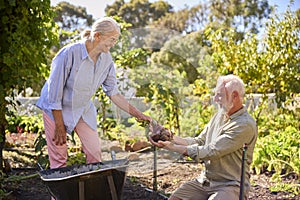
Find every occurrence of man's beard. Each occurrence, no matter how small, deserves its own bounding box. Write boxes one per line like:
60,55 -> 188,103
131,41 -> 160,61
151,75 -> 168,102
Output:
218,99 -> 233,114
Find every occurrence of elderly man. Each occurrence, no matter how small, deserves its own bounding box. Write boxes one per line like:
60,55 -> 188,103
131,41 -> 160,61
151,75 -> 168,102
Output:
150,74 -> 257,200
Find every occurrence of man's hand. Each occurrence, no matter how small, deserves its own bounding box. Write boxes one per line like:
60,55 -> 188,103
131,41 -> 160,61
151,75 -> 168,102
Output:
53,124 -> 67,145
149,135 -> 188,155
148,135 -> 172,148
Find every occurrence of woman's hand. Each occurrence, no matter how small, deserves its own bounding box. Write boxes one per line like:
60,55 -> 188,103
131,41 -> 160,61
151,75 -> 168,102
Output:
53,124 -> 67,145
52,110 -> 66,146
110,94 -> 152,123
136,113 -> 152,123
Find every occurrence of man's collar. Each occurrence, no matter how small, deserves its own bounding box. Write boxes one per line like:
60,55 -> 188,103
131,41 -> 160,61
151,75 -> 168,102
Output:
229,105 -> 246,120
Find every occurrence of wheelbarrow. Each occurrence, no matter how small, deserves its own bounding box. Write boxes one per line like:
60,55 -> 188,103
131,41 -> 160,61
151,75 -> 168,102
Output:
39,159 -> 128,200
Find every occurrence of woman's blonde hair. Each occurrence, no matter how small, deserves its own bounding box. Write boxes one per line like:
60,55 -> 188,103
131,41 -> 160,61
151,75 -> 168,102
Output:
81,17 -> 120,40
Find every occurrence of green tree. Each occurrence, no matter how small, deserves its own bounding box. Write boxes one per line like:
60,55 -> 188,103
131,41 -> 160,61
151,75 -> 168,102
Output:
152,7 -> 190,33
105,0 -> 173,49
148,0 -> 272,85
0,0 -> 58,170
207,8 -> 300,107
151,31 -> 209,83
207,0 -> 271,35
153,0 -> 271,38
53,1 -> 94,48
105,0 -> 173,28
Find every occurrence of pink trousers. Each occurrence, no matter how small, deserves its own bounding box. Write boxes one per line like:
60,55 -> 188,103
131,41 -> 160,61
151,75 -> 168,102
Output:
43,112 -> 101,169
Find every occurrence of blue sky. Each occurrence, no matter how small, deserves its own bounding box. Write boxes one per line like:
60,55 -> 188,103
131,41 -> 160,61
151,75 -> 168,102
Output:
51,0 -> 300,20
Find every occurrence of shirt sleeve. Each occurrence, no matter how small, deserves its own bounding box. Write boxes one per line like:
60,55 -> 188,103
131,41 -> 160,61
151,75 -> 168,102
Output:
47,48 -> 73,110
184,125 -> 208,145
102,62 -> 120,97
187,118 -> 256,161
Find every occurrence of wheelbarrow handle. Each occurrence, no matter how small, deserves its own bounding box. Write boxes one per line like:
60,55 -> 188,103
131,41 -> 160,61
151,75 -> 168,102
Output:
37,163 -> 44,171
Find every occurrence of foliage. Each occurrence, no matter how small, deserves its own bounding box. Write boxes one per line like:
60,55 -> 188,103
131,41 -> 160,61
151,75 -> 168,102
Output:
127,57 -> 190,134
207,0 -> 271,37
251,106 -> 300,195
252,106 -> 300,177
6,113 -> 44,135
151,32 -> 202,84
0,1 -> 298,196
102,125 -> 128,145
152,8 -> 190,33
180,99 -> 215,137
270,182 -> 300,196
94,88 -> 116,137
34,131 -> 49,169
204,8 -> 300,192
0,0 -> 58,170
105,0 -> 173,29
207,8 -> 300,107
180,78 -> 218,137
66,151 -> 85,166
93,85 -> 129,145
115,48 -> 149,70
5,106 -> 49,168
151,0 -> 271,38
146,84 -> 181,133
53,1 -> 94,48
106,0 -> 174,49
0,0 -> 59,97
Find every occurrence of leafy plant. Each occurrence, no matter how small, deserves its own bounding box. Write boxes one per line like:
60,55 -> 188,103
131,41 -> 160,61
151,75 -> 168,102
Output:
66,151 -> 85,166
34,131 -> 49,169
145,83 -> 181,133
252,108 -> 300,177
270,182 -> 300,196
94,87 -> 116,137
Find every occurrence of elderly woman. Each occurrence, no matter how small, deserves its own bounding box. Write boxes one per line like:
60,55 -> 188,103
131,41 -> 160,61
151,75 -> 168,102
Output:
37,17 -> 151,169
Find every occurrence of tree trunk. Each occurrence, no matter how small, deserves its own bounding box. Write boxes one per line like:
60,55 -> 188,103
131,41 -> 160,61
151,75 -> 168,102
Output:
0,97 -> 8,171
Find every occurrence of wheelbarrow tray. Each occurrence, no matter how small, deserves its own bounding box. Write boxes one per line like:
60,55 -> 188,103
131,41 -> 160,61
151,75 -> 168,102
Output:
39,159 -> 128,200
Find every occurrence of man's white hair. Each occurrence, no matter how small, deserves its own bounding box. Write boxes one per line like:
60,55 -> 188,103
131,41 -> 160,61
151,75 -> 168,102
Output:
216,74 -> 245,101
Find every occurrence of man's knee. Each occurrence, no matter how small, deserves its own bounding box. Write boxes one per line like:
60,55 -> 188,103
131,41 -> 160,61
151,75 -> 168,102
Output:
209,186 -> 239,200
169,195 -> 181,200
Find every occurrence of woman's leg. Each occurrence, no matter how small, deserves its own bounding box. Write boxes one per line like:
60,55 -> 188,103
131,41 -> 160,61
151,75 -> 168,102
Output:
74,118 -> 101,163
43,112 -> 68,168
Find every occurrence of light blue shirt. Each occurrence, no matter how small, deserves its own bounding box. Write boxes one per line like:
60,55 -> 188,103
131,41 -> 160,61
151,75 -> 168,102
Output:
36,41 -> 119,133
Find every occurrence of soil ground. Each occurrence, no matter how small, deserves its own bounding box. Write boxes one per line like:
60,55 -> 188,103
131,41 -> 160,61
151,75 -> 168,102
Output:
1,139 -> 299,200
1,162 -> 299,200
